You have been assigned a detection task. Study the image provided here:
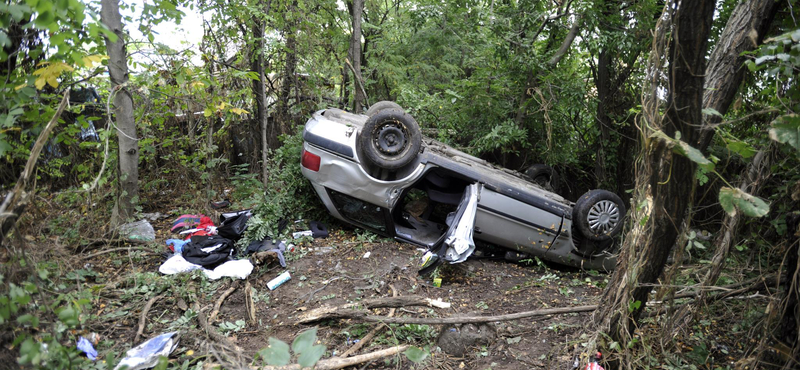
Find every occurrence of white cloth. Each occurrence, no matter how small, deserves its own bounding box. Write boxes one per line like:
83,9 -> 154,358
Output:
158,254 -> 253,280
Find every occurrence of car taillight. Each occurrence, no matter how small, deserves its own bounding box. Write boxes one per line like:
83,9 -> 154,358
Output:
301,149 -> 321,172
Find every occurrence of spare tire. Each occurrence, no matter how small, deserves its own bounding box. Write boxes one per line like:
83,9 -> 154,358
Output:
524,164 -> 558,192
359,108 -> 422,170
366,101 -> 404,117
573,189 -> 625,241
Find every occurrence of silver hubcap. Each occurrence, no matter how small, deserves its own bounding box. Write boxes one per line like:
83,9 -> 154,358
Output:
587,200 -> 620,235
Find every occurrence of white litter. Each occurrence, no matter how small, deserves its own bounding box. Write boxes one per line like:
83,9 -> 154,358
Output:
203,259 -> 254,280
158,254 -> 253,280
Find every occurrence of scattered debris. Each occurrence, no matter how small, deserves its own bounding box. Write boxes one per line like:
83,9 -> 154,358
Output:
119,220 -> 156,242
292,221 -> 329,239
77,336 -> 97,361
268,271 -> 292,290
140,212 -> 166,221
114,332 -> 179,370
210,199 -> 231,209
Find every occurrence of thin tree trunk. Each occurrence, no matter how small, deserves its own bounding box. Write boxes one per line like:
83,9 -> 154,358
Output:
252,22 -> 269,184
101,0 -> 138,223
593,2 -> 716,365
594,48 -> 611,187
349,0 -> 365,113
277,0 -> 298,131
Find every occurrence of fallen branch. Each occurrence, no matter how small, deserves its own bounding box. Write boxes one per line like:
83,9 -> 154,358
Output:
135,294 -> 164,343
297,295 -> 450,324
341,285 -> 398,357
302,305 -> 598,325
245,281 -> 256,326
81,246 -> 155,260
209,282 -> 240,323
258,345 -> 409,370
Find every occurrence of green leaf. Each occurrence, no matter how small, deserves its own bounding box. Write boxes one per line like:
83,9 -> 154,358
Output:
650,131 -> 714,171
404,346 -> 429,364
769,114 -> 800,151
292,328 -> 317,354
297,344 -> 326,368
675,140 -> 714,172
33,10 -> 54,29
726,141 -> 756,159
627,300 -> 641,312
153,356 -> 169,370
261,337 -> 290,366
719,187 -> 737,216
57,306 -> 79,327
702,108 -> 722,117
719,187 -> 770,218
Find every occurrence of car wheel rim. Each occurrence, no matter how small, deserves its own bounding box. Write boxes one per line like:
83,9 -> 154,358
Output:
587,200 -> 620,235
374,122 -> 407,156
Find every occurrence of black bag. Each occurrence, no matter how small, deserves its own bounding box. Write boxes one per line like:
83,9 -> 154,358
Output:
218,210 -> 252,241
182,235 -> 235,269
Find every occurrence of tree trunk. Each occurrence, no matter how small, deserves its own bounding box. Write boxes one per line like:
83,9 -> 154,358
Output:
251,22 -> 270,185
101,0 -> 139,223
697,0 -> 780,149
593,0 -> 716,360
594,48 -> 611,188
349,0 -> 365,113
277,0 -> 298,131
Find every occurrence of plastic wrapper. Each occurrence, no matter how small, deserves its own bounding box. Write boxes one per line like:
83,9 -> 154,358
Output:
114,332 -> 179,370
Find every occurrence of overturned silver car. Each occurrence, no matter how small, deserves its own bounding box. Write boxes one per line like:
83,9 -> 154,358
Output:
300,102 -> 625,271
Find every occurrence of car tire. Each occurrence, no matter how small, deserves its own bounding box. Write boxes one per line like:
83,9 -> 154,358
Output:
359,108 -> 422,170
573,189 -> 625,241
524,164 -> 558,192
366,101 -> 404,117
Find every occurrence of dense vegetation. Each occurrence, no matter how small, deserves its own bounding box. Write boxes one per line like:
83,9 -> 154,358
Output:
1,0 -> 799,368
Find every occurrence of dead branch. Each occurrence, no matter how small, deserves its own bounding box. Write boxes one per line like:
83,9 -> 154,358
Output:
341,285 -> 398,357
646,274 -> 782,318
245,281 -> 257,326
135,294 -> 164,343
301,304 -> 598,325
345,58 -> 369,107
297,295 -> 450,324
1,90 -> 70,245
257,345 -> 409,370
209,282 -> 240,323
81,245 -> 155,259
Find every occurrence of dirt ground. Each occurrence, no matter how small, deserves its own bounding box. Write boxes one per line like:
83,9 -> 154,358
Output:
78,210 -> 610,370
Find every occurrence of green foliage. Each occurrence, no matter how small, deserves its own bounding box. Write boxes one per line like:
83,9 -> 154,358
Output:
243,128 -> 321,244
257,328 -> 326,368
0,257 -> 102,369
403,346 -> 429,364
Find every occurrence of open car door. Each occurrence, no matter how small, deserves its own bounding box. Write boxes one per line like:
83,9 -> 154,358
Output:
419,183 -> 482,274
